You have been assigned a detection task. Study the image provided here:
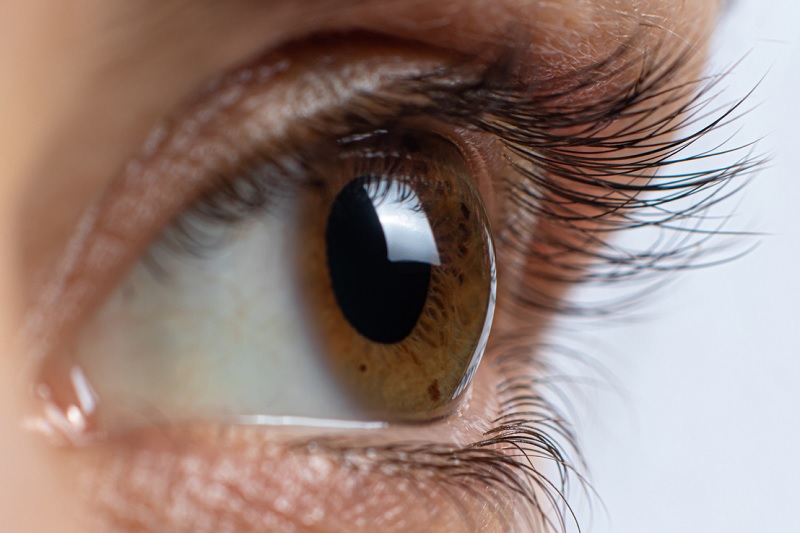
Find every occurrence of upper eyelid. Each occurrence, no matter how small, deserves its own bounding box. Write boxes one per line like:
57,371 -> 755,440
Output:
18,37 -> 494,368
19,29 -> 717,367
13,4 -> 712,348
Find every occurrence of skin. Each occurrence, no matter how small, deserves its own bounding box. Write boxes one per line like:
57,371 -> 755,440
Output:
0,0 -> 720,531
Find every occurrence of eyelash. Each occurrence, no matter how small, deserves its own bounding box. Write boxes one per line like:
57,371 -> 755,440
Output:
88,35 -> 761,532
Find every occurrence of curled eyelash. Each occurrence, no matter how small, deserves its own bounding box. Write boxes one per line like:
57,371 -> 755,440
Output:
364,37 -> 764,317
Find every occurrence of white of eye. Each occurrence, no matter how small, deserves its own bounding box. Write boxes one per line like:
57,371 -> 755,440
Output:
75,203 -> 376,430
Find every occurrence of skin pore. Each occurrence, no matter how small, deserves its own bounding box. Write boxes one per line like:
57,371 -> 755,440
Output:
0,0 -> 721,531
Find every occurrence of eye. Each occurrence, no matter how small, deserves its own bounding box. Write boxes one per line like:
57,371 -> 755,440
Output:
50,127 -> 495,433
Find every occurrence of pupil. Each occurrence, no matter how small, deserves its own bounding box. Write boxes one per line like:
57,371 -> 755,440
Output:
325,177 -> 437,344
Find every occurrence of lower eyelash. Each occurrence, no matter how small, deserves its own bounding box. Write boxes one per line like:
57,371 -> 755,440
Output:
290,344 -> 586,533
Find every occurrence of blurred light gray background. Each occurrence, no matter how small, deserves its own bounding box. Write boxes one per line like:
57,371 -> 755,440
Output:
569,1 -> 800,531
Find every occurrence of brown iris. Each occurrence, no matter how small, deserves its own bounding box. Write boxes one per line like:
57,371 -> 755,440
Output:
297,130 -> 495,421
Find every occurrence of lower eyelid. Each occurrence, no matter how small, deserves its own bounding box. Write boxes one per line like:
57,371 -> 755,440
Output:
68,358 -> 545,532
71,339 -> 586,532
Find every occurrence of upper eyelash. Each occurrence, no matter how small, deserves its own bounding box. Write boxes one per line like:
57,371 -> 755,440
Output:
376,41 -> 762,312
163,33 -> 762,294
139,33 -> 762,532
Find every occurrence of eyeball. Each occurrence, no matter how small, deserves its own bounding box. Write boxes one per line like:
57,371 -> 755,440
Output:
34,129 -> 495,438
